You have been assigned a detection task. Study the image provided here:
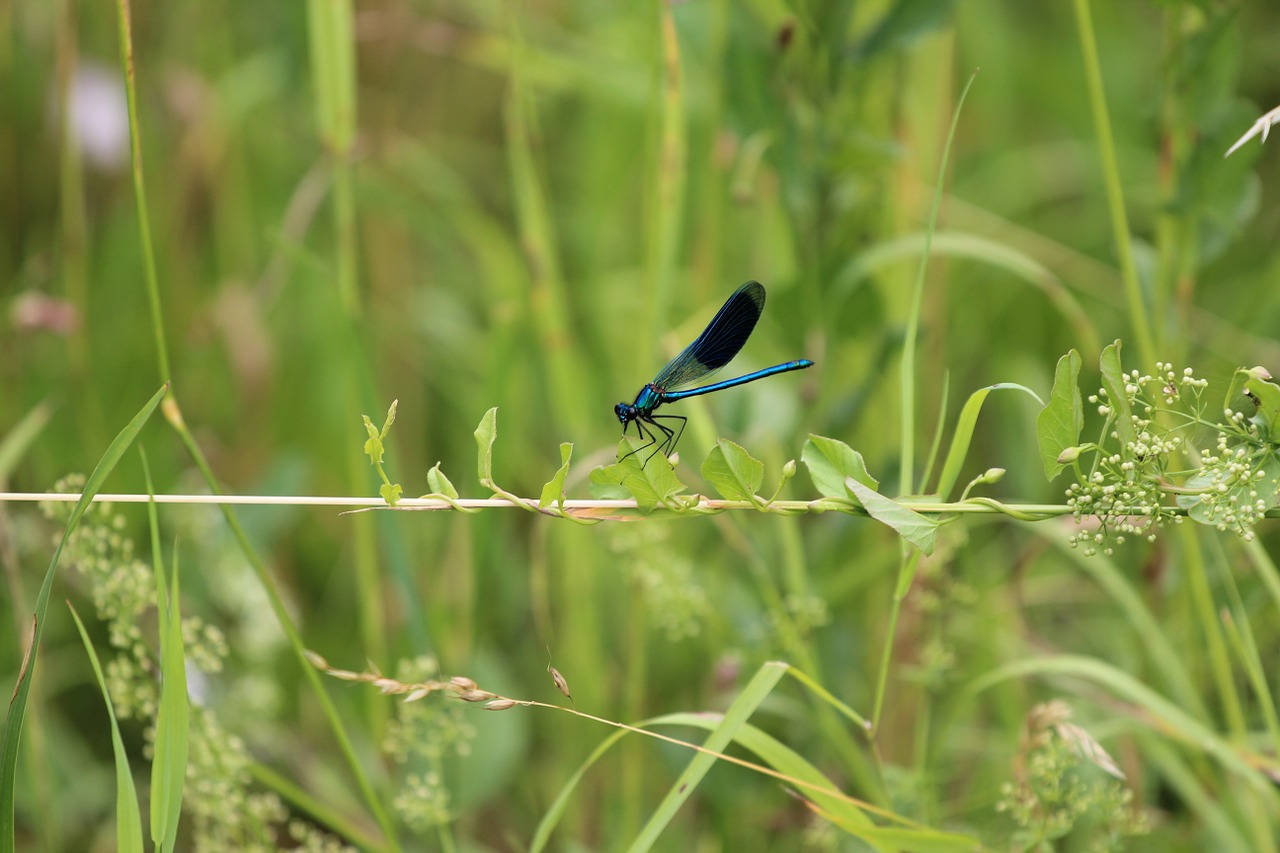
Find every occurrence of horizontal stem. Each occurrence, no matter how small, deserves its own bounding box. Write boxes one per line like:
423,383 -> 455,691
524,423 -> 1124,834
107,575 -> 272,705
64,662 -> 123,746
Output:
0,491 -> 1225,520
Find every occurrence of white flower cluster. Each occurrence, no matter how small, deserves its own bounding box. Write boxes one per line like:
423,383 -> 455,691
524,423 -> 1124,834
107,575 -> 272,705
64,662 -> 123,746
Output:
1184,430 -> 1279,541
1067,364 -> 1211,556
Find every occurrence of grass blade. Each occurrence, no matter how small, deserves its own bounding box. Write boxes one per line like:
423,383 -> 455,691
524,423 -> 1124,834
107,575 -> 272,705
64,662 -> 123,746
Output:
0,400 -> 53,482
934,382 -> 1043,499
0,383 -> 166,853
628,661 -> 788,851
150,543 -> 188,852
68,605 -> 144,853
967,654 -> 1276,786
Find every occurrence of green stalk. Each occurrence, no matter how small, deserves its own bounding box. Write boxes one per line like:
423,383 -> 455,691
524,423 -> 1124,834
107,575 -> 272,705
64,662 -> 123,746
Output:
621,579 -> 648,841
168,419 -> 399,851
718,515 -> 885,802
1071,0 -> 1156,365
878,72 -> 977,734
644,0 -> 687,360
503,4 -> 586,432
1244,537 -> 1280,624
306,0 -> 392,747
56,0 -> 90,424
114,0 -> 171,384
1177,525 -> 1245,738
618,3 -> 688,833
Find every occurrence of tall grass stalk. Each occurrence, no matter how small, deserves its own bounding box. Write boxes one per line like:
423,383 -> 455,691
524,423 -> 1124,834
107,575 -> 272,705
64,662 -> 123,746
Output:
875,72 -> 978,735
113,0 -> 170,384
1071,0 -> 1156,365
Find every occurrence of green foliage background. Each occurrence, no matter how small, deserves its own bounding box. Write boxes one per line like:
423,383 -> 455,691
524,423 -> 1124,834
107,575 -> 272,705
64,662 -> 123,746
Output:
4,0 -> 1280,849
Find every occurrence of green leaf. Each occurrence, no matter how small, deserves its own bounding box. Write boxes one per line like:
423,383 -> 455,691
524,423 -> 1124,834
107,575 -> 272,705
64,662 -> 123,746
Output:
1179,452 -> 1280,524
69,605 -> 144,853
531,662 -> 966,852
378,398 -> 398,438
935,382 -> 1043,499
1037,350 -> 1084,480
631,662 -> 790,850
700,440 -> 763,502
1245,373 -> 1280,437
426,462 -> 459,500
474,407 -> 498,483
845,478 -> 939,555
362,433 -> 384,466
1099,340 -> 1136,452
1,384 -> 166,853
538,443 -> 573,508
802,436 -> 878,498
587,465 -> 631,501
379,483 -> 403,505
151,545 -> 188,853
590,441 -> 688,512
531,727 -> 629,853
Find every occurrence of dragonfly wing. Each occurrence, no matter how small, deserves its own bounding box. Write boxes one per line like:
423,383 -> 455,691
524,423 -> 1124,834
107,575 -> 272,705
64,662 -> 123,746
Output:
651,281 -> 766,391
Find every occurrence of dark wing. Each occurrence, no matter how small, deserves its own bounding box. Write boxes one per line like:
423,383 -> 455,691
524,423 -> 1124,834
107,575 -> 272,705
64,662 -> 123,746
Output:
651,281 -> 765,391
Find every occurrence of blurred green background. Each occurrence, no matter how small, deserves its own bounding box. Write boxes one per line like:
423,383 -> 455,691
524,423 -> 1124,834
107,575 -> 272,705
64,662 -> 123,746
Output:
5,0 -> 1280,849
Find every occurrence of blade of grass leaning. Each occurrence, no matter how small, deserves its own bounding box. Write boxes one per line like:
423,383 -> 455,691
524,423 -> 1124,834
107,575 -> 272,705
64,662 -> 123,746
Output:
834,232 -> 1101,357
248,762 -> 386,851
1220,606 -> 1280,757
0,383 -> 165,853
1040,526 -> 1206,719
916,373 -> 950,494
876,68 -> 978,741
150,543 -> 188,853
1243,538 -> 1280,646
68,605 -> 144,853
532,671 -> 883,852
628,661 -> 788,852
1214,545 -> 1280,754
706,718 -> 877,834
899,69 -> 979,497
1139,733 -> 1254,851
934,383 -> 1043,500
1177,524 -> 1246,739
0,400 -> 53,482
141,449 -> 187,852
784,667 -> 871,732
807,804 -> 979,853
966,654 -> 1275,786
530,727 -> 631,853
647,715 -> 964,850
